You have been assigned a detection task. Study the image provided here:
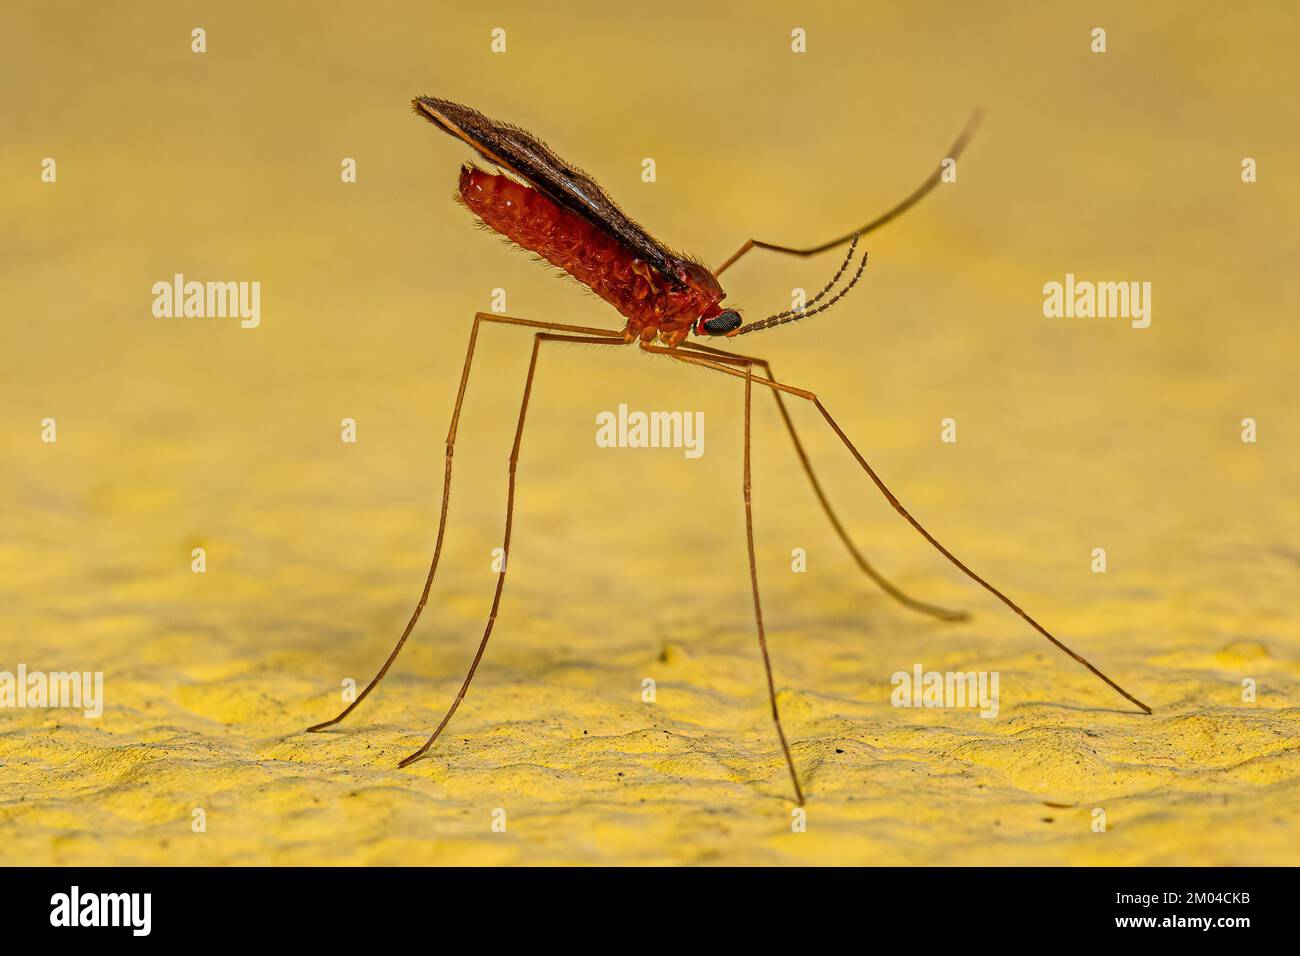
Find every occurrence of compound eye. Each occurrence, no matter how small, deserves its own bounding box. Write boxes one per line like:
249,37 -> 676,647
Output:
701,310 -> 742,335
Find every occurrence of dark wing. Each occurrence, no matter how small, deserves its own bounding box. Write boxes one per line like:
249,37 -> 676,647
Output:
413,96 -> 686,286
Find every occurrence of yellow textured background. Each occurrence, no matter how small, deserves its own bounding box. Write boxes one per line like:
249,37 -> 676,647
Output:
2,1 -> 1297,865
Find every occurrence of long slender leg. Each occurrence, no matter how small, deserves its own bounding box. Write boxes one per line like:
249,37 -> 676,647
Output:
740,361 -> 806,805
307,313 -> 617,734
713,109 -> 984,276
650,345 -> 1152,715
680,340 -> 967,621
397,332 -> 627,767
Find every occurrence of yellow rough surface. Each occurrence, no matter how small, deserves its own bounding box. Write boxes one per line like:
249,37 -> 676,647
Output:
2,1 -> 1298,865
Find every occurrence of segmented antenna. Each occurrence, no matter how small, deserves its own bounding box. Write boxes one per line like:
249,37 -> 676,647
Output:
735,236 -> 870,336
753,235 -> 860,327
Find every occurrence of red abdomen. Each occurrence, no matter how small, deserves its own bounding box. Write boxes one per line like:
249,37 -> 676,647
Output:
458,166 -> 712,342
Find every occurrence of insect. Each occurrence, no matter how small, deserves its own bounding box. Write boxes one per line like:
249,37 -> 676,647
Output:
307,97 -> 1151,805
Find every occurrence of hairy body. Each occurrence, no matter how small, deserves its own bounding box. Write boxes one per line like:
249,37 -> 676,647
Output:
458,165 -> 723,346
416,96 -> 730,345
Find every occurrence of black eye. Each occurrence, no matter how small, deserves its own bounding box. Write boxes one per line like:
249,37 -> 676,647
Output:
702,310 -> 742,335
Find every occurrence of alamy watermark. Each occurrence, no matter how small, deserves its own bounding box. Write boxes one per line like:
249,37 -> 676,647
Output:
151,273 -> 260,328
891,663 -> 999,718
1042,273 -> 1151,329
0,664 -> 103,718
50,886 -> 150,936
595,403 -> 704,459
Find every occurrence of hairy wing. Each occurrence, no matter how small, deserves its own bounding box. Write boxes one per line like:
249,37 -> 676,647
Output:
413,96 -> 686,286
